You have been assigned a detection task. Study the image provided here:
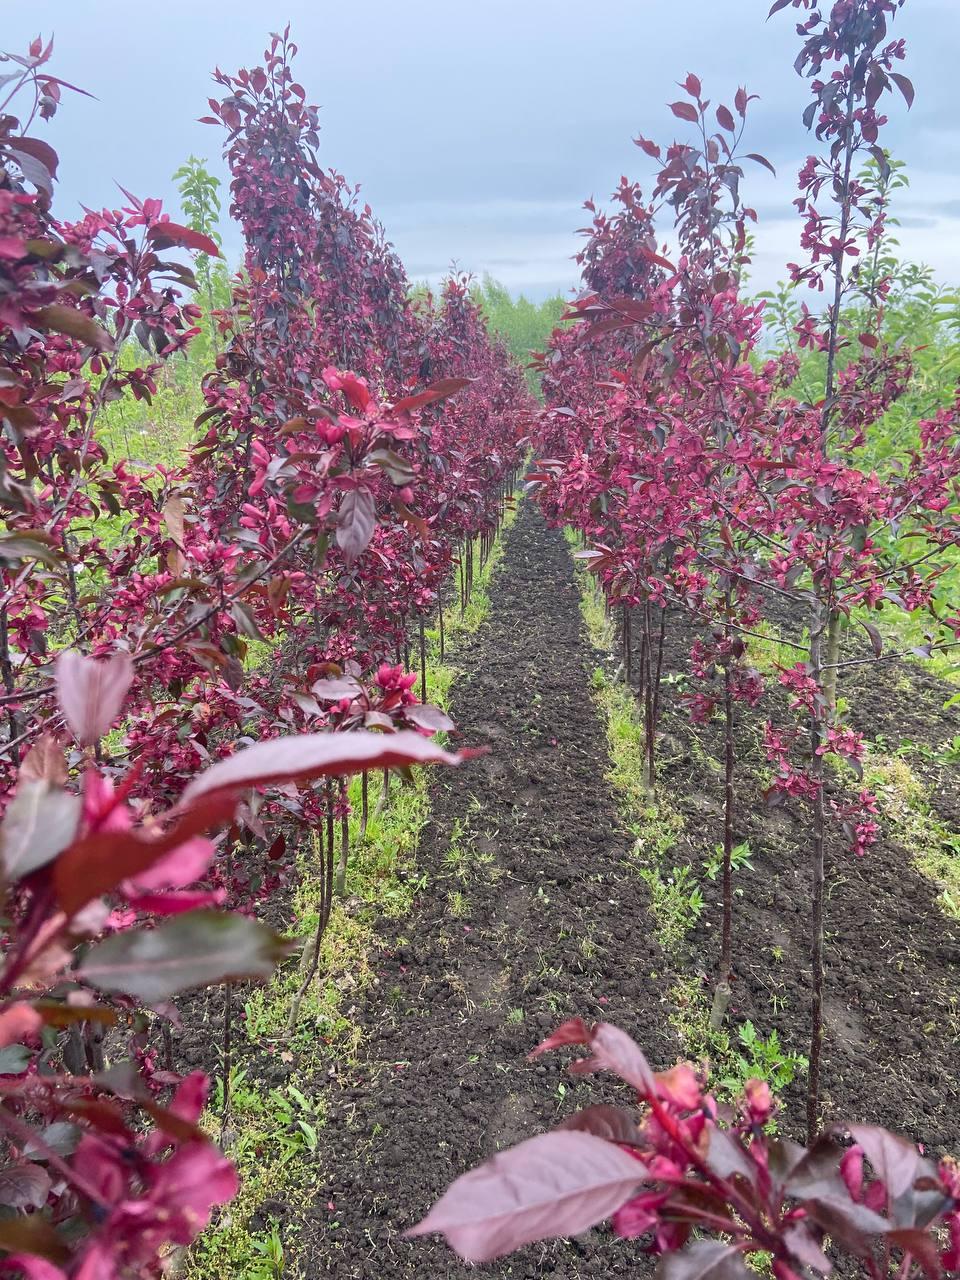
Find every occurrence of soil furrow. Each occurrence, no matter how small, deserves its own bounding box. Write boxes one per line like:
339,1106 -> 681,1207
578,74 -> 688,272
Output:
289,501 -> 675,1278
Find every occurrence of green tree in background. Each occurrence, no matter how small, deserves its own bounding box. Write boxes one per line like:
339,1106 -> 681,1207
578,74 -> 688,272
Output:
474,275 -> 566,395
173,155 -> 232,357
98,159 -> 233,466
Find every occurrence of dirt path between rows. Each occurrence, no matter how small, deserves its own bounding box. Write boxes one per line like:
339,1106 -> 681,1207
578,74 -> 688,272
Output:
288,502 -> 675,1278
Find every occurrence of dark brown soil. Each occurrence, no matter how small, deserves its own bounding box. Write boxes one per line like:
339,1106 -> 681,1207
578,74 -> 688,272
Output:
281,503 -> 676,1277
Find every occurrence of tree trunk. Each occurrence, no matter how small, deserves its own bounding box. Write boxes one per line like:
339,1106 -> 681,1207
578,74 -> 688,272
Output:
807,604 -> 828,1143
822,609 -> 842,719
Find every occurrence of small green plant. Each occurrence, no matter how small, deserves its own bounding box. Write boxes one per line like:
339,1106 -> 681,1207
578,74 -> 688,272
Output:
247,1220 -> 285,1279
720,1021 -> 807,1096
213,1067 -> 263,1117
266,1082 -> 323,1162
444,816 -> 471,877
641,864 -> 705,955
703,840 -> 754,882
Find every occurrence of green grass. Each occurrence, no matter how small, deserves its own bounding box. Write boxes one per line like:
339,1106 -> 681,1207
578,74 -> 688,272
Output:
864,749 -> 960,919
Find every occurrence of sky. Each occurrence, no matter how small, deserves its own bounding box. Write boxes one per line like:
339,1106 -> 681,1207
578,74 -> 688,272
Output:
5,0 -> 960,301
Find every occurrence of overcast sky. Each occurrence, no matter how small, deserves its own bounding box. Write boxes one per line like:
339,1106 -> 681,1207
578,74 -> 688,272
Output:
5,1 -> 959,300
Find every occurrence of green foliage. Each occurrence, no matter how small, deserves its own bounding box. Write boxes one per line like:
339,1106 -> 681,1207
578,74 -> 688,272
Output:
703,841 -> 754,882
172,155 -> 232,363
639,863 -> 705,955
97,155 -> 234,470
473,275 -> 565,395
247,1221 -> 285,1279
719,1021 -> 808,1096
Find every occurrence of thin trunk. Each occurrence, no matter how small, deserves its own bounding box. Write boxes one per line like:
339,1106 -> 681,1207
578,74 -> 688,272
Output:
220,982 -> 233,1138
374,766 -> 390,816
722,664 -> 735,969
623,606 -> 632,686
807,605 -> 827,1143
334,780 -> 349,897
438,595 -> 445,661
651,606 -> 667,730
419,616 -> 427,704
822,610 -> 842,719
0,609 -> 21,767
642,604 -> 656,792
220,837 -> 235,1137
287,791 -> 336,1031
360,770 -> 369,839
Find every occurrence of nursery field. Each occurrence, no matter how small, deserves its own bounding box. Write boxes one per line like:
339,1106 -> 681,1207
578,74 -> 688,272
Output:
4,2 -> 960,1279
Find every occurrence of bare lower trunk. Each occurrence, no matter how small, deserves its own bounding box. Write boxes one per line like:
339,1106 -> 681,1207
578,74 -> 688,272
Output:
822,610 -> 842,719
720,660 -> 735,980
642,604 -> 656,793
374,767 -> 390,816
334,780 -> 349,897
419,616 -> 427,703
623,606 -> 632,685
287,793 -> 336,1032
807,605 -> 827,1143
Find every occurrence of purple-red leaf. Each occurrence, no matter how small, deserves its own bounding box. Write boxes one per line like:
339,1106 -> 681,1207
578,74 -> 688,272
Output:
392,377 -> 471,415
0,782 -> 81,883
745,153 -> 777,177
336,487 -> 376,565
402,703 -> 455,734
33,305 -> 113,353
859,620 -> 883,659
55,650 -> 134,746
311,676 -> 364,702
559,1105 -> 641,1144
531,1019 -> 656,1093
406,1130 -> 643,1262
0,1161 -> 52,1210
54,794 -> 234,917
146,221 -> 221,258
77,910 -> 291,1001
670,101 -> 700,124
180,729 -> 469,806
847,1125 -> 920,1201
716,105 -> 736,133
890,73 -> 915,109
569,1022 -> 657,1092
661,1240 -> 752,1280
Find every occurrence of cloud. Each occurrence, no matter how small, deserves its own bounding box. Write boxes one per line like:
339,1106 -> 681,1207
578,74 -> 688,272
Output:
3,0 -> 958,300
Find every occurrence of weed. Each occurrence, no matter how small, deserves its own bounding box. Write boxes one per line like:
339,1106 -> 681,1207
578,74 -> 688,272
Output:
719,1021 -> 808,1096
247,1221 -> 285,1279
703,840 -> 754,882
640,864 -> 704,956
